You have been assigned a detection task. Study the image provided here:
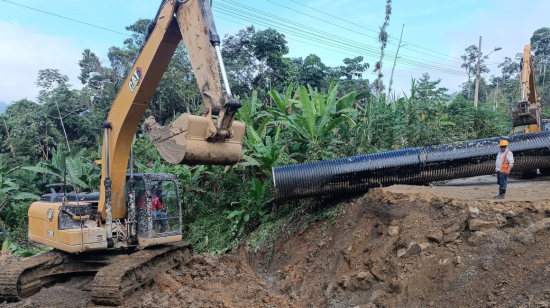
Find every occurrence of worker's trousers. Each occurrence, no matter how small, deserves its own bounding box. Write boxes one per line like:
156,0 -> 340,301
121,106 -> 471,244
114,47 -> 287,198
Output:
152,210 -> 167,230
496,171 -> 507,190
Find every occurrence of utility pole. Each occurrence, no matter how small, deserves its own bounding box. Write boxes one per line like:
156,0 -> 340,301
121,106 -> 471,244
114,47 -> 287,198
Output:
494,77 -> 499,110
474,36 -> 482,108
387,24 -> 405,102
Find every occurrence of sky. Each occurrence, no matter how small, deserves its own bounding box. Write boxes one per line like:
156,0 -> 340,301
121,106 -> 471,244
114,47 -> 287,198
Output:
1,0 -> 549,104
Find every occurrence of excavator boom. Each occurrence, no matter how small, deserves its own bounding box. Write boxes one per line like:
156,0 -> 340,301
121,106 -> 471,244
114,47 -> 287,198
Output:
512,44 -> 541,130
99,0 -> 244,223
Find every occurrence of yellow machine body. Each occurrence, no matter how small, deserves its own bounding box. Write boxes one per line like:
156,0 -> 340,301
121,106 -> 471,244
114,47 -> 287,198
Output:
28,202 -> 108,253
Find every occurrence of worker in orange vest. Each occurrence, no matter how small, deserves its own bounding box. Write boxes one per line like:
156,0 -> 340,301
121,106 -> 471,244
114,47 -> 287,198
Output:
495,140 -> 514,199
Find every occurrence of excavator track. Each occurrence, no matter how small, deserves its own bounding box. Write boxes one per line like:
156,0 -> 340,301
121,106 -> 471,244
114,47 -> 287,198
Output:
0,249 -> 114,302
0,250 -> 68,302
92,241 -> 193,306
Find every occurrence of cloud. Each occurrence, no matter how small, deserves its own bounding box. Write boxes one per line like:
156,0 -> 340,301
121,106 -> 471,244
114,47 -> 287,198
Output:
0,19 -> 83,104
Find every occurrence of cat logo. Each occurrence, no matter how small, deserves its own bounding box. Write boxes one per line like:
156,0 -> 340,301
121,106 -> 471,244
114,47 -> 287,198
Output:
128,67 -> 143,93
46,208 -> 55,222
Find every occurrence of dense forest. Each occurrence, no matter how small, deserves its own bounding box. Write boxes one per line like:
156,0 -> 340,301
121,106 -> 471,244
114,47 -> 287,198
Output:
1,19 -> 549,256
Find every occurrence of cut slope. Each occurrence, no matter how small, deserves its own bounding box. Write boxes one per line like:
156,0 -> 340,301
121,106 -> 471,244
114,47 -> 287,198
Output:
245,176 -> 550,307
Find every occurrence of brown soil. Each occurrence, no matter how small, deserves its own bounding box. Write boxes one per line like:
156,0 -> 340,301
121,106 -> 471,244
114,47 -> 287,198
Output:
245,175 -> 550,307
1,254 -> 296,308
4,175 -> 550,308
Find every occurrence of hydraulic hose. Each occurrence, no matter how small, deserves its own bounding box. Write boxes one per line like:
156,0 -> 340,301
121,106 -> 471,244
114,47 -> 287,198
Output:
273,131 -> 550,202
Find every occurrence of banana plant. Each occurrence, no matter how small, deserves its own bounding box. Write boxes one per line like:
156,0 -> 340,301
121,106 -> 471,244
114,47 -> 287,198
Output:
226,178 -> 273,237
275,84 -> 356,149
66,157 -> 101,192
0,156 -> 39,202
236,90 -> 272,139
268,83 -> 301,118
242,124 -> 283,176
23,143 -> 100,193
135,160 -> 168,174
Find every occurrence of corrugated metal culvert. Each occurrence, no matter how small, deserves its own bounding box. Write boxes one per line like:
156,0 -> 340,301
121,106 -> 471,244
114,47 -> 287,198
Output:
273,131 -> 550,202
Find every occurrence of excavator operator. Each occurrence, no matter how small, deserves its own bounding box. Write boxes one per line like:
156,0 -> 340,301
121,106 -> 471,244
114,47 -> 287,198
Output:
138,187 -> 167,230
495,140 -> 514,199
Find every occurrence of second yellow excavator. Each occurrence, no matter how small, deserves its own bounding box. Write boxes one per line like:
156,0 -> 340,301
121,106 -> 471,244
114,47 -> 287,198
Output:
0,0 -> 244,305
512,44 -> 542,133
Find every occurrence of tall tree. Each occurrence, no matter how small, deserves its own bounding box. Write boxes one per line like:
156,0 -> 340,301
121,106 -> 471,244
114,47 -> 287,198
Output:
251,28 -> 290,90
300,54 -> 327,90
337,56 -> 370,80
374,0 -> 392,99
498,57 -> 520,82
36,69 -> 72,151
461,45 -> 489,99
416,73 -> 449,103
531,27 -> 550,86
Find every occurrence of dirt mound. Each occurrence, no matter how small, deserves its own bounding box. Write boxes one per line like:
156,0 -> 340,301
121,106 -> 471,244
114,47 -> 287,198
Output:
0,254 -> 297,308
245,178 -> 550,308
122,254 -> 297,308
0,251 -> 18,265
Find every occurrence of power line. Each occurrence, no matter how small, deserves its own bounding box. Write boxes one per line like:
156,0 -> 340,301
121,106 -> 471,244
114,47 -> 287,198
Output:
261,0 -> 464,63
0,0 -> 131,37
2,0 -> 469,77
213,3 -> 467,76
215,14 -> 456,78
214,8 -> 466,76
220,0 -> 456,67
217,0 -> 467,74
214,2 -> 466,74
213,10 -> 467,76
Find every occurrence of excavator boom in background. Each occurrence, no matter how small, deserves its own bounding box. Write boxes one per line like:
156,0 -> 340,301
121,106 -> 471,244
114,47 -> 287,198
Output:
512,44 -> 542,132
0,0 -> 244,305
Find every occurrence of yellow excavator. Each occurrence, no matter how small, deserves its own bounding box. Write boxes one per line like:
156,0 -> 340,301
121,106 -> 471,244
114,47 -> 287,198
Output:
512,44 -> 542,133
0,0 -> 244,305
510,44 -> 550,177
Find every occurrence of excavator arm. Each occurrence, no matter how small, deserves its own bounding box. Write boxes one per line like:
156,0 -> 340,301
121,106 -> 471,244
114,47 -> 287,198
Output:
98,0 -> 245,231
512,44 -> 541,130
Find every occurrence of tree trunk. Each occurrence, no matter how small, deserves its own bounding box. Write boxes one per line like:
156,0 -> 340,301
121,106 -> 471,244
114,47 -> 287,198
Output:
53,94 -> 71,152
2,117 -> 16,163
377,48 -> 385,99
387,24 -> 405,102
468,75 -> 472,99
544,62 -> 547,87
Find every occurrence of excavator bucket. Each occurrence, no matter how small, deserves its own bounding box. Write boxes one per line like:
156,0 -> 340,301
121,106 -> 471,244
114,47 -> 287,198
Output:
142,114 -> 245,165
512,100 -> 540,127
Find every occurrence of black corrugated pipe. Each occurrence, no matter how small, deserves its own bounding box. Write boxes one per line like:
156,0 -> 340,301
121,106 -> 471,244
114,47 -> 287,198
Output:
273,131 -> 550,202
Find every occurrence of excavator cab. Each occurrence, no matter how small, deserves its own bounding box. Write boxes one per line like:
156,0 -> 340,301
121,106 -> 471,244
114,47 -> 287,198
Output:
129,173 -> 183,244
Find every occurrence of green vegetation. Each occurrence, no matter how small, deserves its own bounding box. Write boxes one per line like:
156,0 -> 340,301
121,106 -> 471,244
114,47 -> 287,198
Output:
0,19 -> 548,256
